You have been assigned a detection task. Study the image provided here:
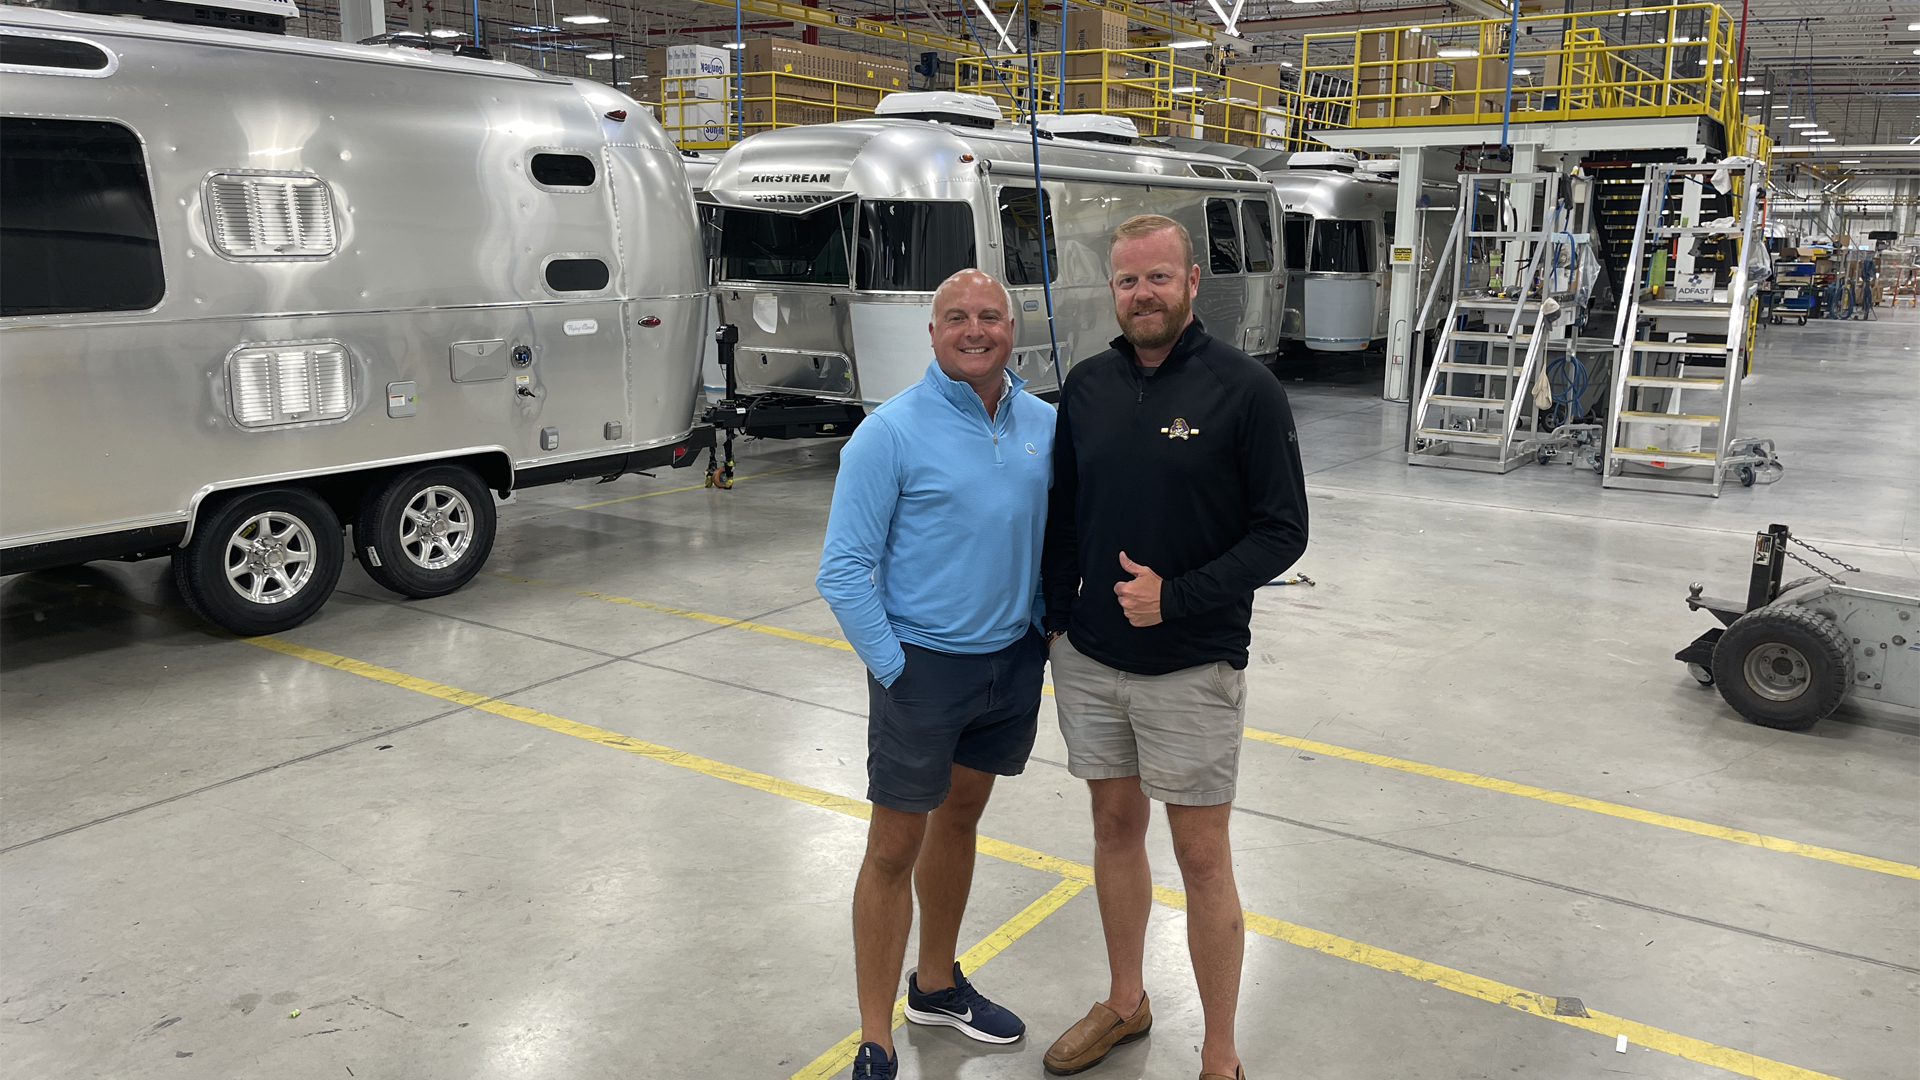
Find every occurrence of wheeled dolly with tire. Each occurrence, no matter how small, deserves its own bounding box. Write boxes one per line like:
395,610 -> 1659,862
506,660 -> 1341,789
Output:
1677,524 -> 1919,730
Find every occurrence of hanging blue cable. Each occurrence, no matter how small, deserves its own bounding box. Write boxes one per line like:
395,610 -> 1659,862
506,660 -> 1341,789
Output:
1023,0 -> 1064,392
733,0 -> 744,142
1499,0 -> 1520,148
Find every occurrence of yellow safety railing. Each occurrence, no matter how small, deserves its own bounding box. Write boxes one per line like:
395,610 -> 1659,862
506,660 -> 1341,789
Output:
956,48 -> 1334,152
1301,3 -> 1744,136
659,71 -> 897,149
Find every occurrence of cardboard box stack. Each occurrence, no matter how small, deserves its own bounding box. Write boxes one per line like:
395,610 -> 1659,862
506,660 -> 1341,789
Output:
1356,30 -> 1441,119
1203,99 -> 1264,146
1064,7 -> 1128,76
646,44 -> 729,144
650,37 -> 912,138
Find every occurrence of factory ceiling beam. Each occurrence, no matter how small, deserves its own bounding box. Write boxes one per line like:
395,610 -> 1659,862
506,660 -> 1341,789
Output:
673,0 -> 1218,55
677,0 -> 986,54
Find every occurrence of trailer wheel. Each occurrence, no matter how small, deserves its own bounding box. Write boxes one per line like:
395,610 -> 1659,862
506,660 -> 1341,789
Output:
173,487 -> 344,636
356,464 -> 496,599
1710,605 -> 1853,730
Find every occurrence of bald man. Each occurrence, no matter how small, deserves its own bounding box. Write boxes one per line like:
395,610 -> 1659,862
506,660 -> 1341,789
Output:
817,268 -> 1056,1080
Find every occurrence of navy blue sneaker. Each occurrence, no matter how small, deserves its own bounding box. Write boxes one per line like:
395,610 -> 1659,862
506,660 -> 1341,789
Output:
903,963 -> 1026,1044
852,1042 -> 896,1080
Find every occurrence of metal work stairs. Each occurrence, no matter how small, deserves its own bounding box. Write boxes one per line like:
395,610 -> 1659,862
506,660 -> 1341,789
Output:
1602,159 -> 1761,497
1408,171 -> 1583,474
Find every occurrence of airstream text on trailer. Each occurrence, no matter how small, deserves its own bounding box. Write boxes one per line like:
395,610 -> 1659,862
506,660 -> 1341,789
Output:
697,94 -> 1286,419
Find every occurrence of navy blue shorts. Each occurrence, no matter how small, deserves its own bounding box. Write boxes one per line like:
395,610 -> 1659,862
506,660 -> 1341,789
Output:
866,627 -> 1046,813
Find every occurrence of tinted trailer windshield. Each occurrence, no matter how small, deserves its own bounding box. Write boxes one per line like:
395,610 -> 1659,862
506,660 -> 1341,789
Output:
856,200 -> 975,291
718,202 -> 853,285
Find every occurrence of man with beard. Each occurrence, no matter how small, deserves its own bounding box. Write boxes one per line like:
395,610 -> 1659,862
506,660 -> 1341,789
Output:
1039,215 -> 1308,1080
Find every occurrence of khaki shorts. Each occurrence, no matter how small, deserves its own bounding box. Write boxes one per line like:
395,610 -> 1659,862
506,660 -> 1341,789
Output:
1049,635 -> 1246,806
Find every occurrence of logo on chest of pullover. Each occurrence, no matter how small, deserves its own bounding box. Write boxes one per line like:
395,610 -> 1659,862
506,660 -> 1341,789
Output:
1160,417 -> 1200,440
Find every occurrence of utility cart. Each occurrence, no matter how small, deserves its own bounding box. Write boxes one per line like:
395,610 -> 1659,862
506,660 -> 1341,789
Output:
1678,525 -> 1919,729
1770,263 -> 1815,325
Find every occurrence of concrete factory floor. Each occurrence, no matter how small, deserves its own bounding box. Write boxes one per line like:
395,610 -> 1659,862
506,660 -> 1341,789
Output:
3,309 -> 1915,1080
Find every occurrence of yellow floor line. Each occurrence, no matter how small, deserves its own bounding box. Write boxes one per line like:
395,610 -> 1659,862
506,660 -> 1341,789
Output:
789,878 -> 1088,1080
483,577 -> 1920,883
487,572 -> 854,651
239,635 -> 1852,1080
1239,728 -> 1920,881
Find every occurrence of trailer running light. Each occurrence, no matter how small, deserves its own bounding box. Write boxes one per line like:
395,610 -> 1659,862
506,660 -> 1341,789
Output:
229,344 -> 353,428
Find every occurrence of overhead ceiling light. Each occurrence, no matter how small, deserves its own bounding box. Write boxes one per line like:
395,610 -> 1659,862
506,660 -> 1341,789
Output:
1280,60 -> 1294,67
1168,39 -> 1210,48
1807,137 -> 1838,143
1406,26 -> 1422,34
1807,129 -> 1829,135
1839,159 -> 1861,163
427,28 -> 464,37
721,41 -> 747,49
1170,84 -> 1205,94
585,51 -> 625,60
1436,46 -> 1479,58
1910,21 -> 1920,30
1511,68 -> 1532,76
1788,120 -> 1818,128
562,13 -> 609,24
1742,88 -> 1770,96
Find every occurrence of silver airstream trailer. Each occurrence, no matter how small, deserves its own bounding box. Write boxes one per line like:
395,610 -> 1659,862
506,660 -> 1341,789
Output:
697,93 -> 1285,414
1268,153 -> 1454,354
0,5 -> 710,634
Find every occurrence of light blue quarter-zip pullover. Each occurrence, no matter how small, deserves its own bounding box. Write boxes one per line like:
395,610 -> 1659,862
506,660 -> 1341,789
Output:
816,360 -> 1055,687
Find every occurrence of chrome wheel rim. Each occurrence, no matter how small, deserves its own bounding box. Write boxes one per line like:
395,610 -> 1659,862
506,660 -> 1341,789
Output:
1742,642 -> 1810,702
398,485 -> 474,570
224,511 -> 318,605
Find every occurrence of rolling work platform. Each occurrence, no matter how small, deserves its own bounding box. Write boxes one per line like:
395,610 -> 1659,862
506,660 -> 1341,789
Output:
1602,159 -> 1761,497
1408,171 -> 1592,473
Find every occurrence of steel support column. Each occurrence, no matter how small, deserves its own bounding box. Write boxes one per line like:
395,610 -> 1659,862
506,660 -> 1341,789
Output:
1383,144 -> 1427,401
339,0 -> 384,42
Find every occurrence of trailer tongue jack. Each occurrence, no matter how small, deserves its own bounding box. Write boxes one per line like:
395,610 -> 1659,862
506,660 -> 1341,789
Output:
699,323 -> 869,490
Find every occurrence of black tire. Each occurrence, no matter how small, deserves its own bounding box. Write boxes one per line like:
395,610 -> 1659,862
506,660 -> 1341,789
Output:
1711,605 -> 1853,730
355,464 -> 496,599
172,487 -> 344,636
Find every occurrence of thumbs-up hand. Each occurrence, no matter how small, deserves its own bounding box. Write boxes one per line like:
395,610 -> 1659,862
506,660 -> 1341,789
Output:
1114,551 -> 1164,627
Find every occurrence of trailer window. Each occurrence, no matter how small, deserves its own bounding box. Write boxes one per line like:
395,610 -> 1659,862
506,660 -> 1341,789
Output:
857,201 -> 976,291
1241,200 -> 1274,273
1282,213 -> 1309,271
0,34 -> 112,71
1311,219 -> 1372,273
545,258 -> 610,292
531,153 -> 596,188
998,187 -> 1057,285
718,203 -> 852,286
0,117 -> 162,317
1204,198 -> 1241,274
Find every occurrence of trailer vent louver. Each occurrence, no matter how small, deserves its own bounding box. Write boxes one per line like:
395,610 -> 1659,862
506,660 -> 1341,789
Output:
206,174 -> 337,258
229,343 -> 353,427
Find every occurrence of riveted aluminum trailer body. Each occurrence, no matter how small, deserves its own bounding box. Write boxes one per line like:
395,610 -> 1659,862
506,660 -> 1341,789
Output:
0,8 -> 707,578
1269,168 -> 1455,353
699,118 -> 1286,405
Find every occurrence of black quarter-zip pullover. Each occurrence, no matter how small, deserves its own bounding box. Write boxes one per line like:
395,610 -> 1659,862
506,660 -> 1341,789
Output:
1042,319 -> 1308,676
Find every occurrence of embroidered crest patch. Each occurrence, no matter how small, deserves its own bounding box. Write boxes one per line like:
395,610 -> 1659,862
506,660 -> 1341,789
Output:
1160,418 -> 1200,440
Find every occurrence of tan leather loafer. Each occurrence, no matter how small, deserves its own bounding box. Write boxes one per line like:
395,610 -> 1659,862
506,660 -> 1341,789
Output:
1198,1065 -> 1246,1080
1042,993 -> 1152,1075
